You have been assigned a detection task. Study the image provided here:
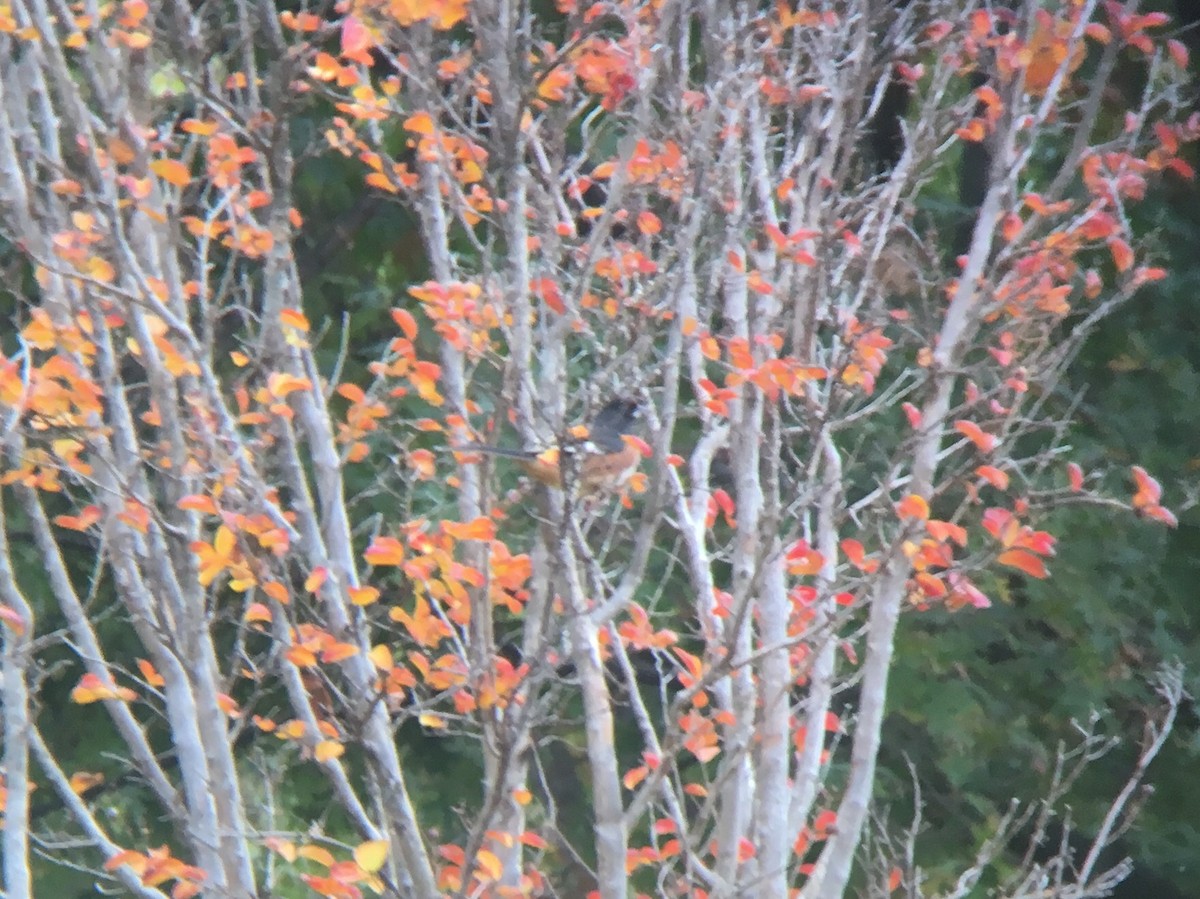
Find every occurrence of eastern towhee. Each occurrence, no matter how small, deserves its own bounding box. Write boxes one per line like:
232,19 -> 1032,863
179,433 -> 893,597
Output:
457,397 -> 644,492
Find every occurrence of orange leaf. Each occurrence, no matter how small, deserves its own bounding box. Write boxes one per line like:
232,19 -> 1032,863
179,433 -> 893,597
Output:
1108,237 -> 1134,272
181,119 -> 219,136
50,178 -> 83,195
105,849 -> 147,872
70,771 -> 105,794
245,602 -> 272,623
305,567 -> 329,592
177,494 -> 218,514
636,211 -> 662,234
150,158 -> 191,187
954,420 -> 996,453
349,586 -> 380,606
280,308 -> 310,331
998,548 -> 1048,578
975,465 -> 1009,490
443,517 -> 496,541
392,308 -> 418,339
320,642 -> 359,664
286,645 -> 317,667
136,658 -> 165,687
914,572 -> 947,598
404,111 -> 436,134
297,845 -> 336,867
785,540 -> 824,576
896,494 -> 929,521
955,120 -> 986,142
623,765 -> 649,790
1130,465 -> 1162,509
364,537 -> 405,566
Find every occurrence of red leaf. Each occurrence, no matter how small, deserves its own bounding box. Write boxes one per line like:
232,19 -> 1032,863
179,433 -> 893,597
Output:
530,277 -> 566,314
340,16 -> 374,63
1141,504 -> 1179,528
1130,465 -> 1162,509
841,539 -> 877,572
1169,39 -> 1189,68
1067,461 -> 1084,492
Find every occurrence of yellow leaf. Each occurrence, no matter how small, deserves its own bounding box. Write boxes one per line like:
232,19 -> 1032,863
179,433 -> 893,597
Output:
277,719 -> 307,740
86,256 -> 115,283
353,839 -> 389,874
475,849 -> 502,882
418,713 -> 447,729
369,645 -> 393,670
150,158 -> 191,187
314,740 -> 345,762
264,837 -> 296,862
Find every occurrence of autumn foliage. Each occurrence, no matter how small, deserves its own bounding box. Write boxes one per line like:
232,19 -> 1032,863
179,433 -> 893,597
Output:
0,0 -> 1191,897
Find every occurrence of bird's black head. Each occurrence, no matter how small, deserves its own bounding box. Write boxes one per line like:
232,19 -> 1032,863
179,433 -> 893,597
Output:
589,397 -> 643,448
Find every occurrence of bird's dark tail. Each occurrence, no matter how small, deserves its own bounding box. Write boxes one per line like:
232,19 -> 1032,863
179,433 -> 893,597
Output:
454,444 -> 540,460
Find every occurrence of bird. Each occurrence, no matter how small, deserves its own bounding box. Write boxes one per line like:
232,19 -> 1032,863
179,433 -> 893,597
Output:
455,397 -> 644,492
